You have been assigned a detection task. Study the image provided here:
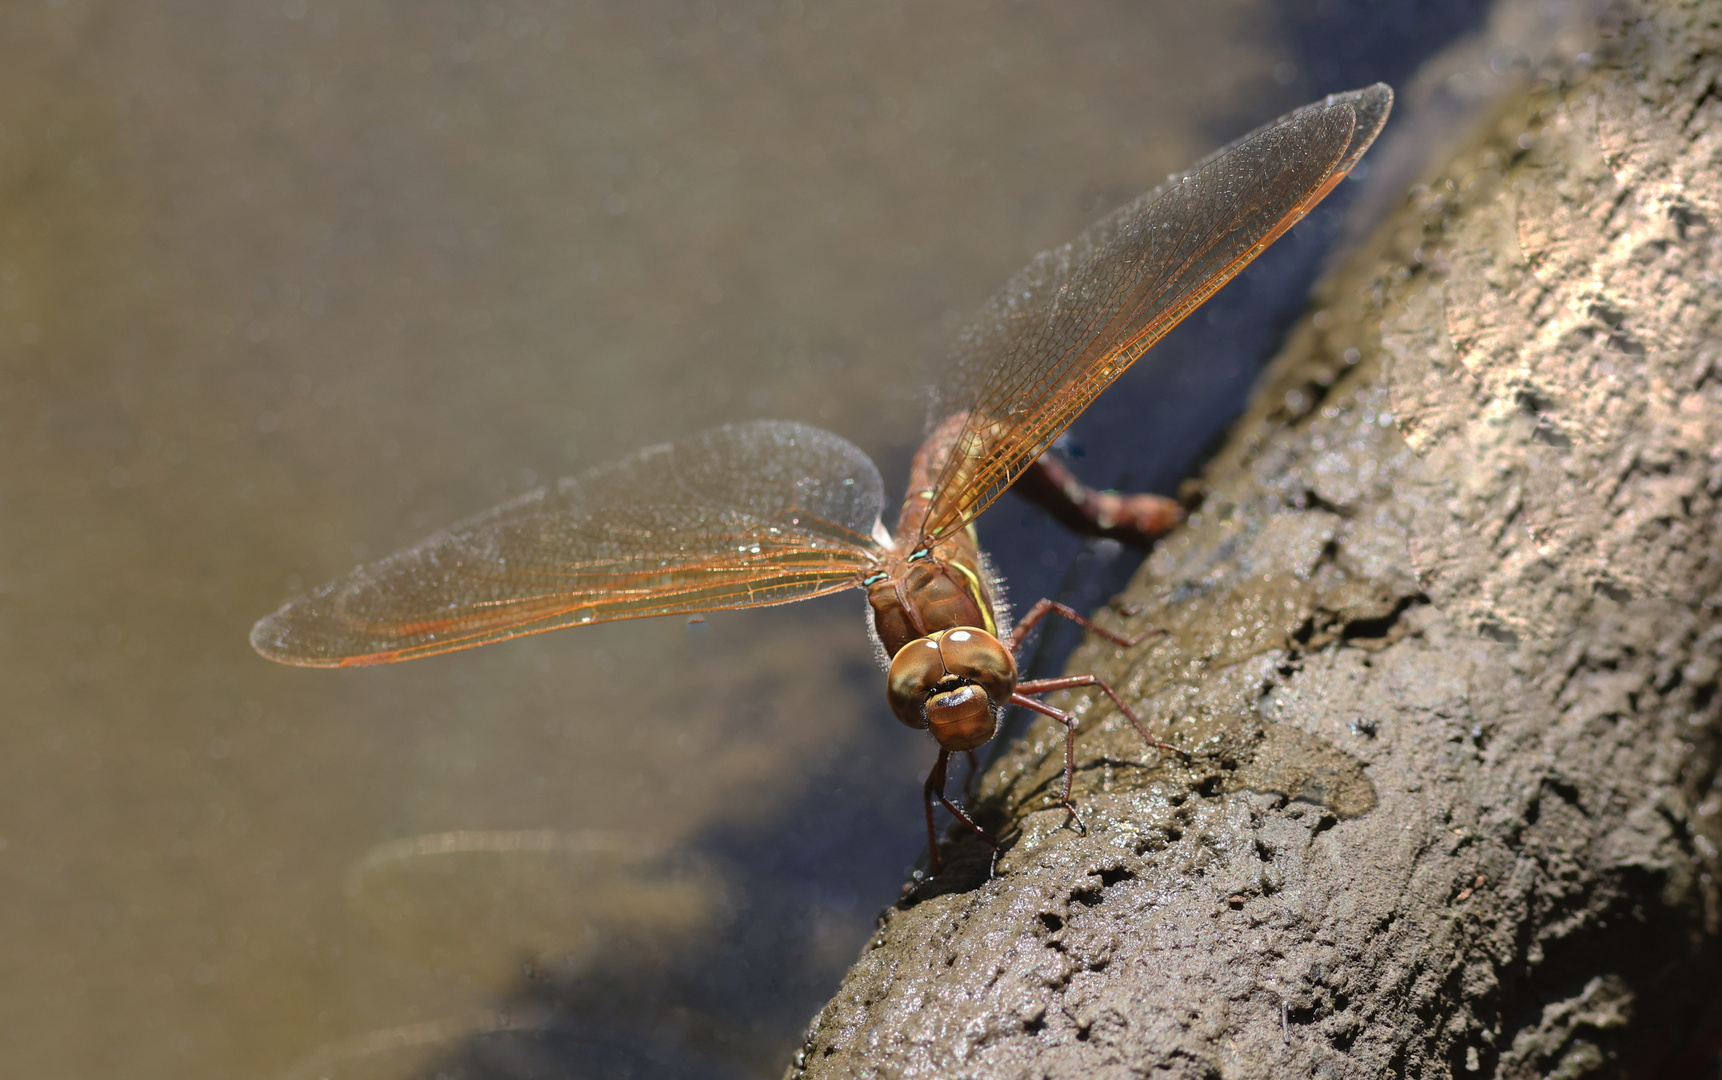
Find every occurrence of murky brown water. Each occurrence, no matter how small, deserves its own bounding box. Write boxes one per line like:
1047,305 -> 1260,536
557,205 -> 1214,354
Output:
0,2 -> 1489,1077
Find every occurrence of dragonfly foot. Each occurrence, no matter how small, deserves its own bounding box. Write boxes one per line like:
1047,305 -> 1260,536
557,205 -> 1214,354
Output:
1144,736 -> 1192,766
1061,798 -> 1089,835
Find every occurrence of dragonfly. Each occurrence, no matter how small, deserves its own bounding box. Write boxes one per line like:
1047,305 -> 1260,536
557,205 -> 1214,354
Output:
252,85 -> 1392,873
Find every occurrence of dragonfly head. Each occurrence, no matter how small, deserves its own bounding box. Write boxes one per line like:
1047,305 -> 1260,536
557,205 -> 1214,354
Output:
886,627 -> 1017,751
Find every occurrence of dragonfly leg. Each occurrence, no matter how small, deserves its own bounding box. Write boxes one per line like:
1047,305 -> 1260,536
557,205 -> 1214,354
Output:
924,748 -> 997,875
1017,672 -> 1189,764
961,748 -> 982,799
1006,597 -> 1165,653
1015,453 -> 1188,548
1010,692 -> 1088,835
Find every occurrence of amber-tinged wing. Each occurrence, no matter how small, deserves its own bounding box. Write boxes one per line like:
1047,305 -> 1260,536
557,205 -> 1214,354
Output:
251,421 -> 887,666
919,84 -> 1392,544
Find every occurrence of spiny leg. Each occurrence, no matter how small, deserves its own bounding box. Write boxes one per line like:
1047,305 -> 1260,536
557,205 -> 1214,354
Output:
1016,673 -> 1189,763
961,748 -> 982,800
1007,597 -> 1164,654
1010,693 -> 1087,833
924,748 -> 997,875
922,750 -> 946,874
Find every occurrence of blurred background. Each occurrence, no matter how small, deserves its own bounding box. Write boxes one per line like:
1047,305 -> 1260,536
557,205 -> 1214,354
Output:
0,1 -> 1594,1077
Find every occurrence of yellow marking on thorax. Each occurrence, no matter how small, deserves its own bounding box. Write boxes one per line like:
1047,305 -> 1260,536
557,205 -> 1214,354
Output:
944,545 -> 998,639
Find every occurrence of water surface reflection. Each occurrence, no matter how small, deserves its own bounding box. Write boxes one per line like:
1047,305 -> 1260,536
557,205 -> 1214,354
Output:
0,2 -> 1497,1077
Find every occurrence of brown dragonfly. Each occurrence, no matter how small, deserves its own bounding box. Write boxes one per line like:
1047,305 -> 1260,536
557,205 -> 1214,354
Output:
253,85 -> 1391,872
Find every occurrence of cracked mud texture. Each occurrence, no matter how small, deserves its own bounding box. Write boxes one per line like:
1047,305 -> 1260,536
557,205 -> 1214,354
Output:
788,2 -> 1722,1077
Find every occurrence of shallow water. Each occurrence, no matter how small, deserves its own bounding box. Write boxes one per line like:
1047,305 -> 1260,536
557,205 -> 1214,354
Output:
0,2 -> 1493,1077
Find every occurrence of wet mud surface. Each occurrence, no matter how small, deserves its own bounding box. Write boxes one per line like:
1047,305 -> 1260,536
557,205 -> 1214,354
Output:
0,2 -> 1638,1079
790,3 -> 1722,1076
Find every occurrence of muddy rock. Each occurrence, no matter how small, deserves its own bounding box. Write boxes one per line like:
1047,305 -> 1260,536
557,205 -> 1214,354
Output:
788,1 -> 1722,1076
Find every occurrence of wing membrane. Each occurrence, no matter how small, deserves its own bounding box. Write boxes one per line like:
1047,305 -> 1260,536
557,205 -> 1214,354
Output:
920,84 -> 1392,543
251,421 -> 887,666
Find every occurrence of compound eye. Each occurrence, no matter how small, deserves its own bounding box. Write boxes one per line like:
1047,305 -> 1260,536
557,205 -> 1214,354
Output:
935,628 -> 1016,708
886,638 -> 946,729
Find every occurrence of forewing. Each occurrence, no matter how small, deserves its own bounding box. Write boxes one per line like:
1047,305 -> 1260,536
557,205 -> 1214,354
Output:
251,421 -> 887,666
920,84 -> 1392,543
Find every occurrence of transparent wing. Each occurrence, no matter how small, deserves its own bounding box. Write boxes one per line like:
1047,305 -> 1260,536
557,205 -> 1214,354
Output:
919,84 -> 1392,544
251,421 -> 887,666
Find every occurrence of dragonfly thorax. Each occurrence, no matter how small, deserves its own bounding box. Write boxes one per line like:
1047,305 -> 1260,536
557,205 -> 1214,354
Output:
885,627 -> 1017,751
866,555 -> 994,657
